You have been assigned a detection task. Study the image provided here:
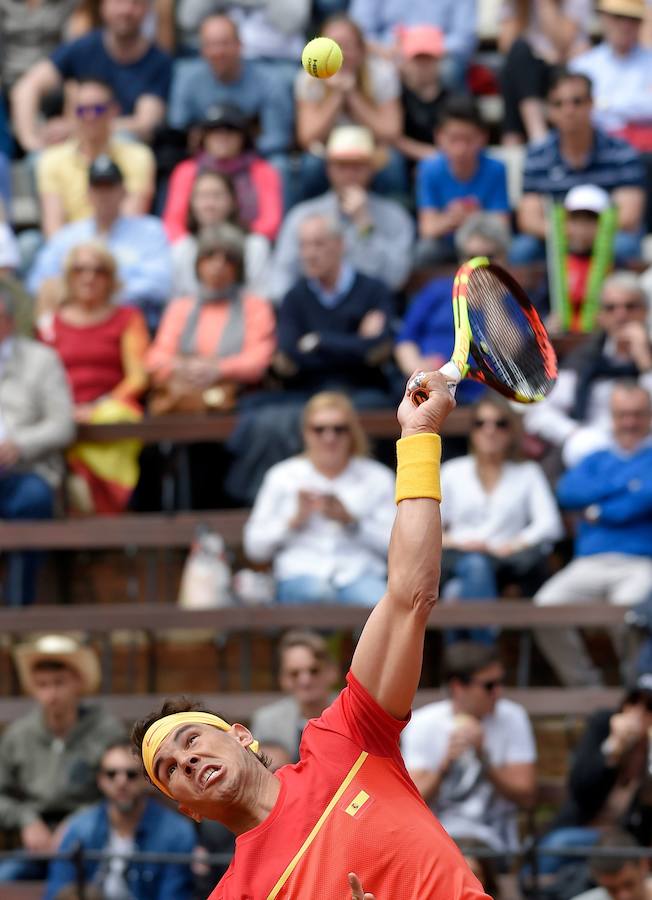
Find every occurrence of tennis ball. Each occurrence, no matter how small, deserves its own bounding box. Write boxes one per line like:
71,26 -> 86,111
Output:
302,37 -> 343,79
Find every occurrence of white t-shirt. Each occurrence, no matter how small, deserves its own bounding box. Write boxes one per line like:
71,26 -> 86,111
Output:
101,830 -> 136,900
295,55 -> 400,126
401,698 -> 536,851
440,455 -> 563,551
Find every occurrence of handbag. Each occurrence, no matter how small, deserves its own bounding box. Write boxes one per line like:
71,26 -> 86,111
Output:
148,376 -> 239,415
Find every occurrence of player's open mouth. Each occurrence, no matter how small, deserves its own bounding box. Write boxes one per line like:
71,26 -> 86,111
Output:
198,765 -> 223,790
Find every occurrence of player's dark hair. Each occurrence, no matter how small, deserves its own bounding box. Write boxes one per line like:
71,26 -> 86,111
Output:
547,67 -> 592,99
437,95 -> 486,133
131,697 -> 271,772
590,829 -> 645,878
444,643 -> 500,684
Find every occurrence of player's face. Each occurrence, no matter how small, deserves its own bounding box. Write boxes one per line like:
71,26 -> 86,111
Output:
153,723 -> 258,820
463,663 -> 504,718
30,667 -> 83,719
98,746 -> 144,812
597,862 -> 648,900
279,646 -> 336,708
547,79 -> 592,134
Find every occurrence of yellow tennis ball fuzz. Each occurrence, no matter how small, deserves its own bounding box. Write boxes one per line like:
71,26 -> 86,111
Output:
302,37 -> 343,79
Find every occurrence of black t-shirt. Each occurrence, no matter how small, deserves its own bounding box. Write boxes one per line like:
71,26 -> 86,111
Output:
401,84 -> 449,146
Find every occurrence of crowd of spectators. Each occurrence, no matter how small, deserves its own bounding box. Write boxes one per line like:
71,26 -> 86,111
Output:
1,0 -> 652,897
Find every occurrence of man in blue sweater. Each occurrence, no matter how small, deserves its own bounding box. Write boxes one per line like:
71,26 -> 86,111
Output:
46,740 -> 196,900
535,381 -> 652,686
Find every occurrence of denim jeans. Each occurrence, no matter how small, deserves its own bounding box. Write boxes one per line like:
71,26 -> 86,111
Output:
535,825 -> 600,876
277,573 -> 386,607
0,857 -> 48,882
0,471 -> 54,605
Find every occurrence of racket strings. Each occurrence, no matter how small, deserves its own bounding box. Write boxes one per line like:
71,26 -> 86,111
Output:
465,267 -> 554,400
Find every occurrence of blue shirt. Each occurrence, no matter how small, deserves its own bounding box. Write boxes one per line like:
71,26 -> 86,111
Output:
349,0 -> 477,58
417,152 -> 509,215
557,441 -> 652,558
398,275 -> 484,405
167,57 -> 293,156
570,42 -> 652,133
45,798 -> 197,900
307,262 -> 357,309
51,30 -> 172,114
522,128 -> 645,200
28,216 -> 173,308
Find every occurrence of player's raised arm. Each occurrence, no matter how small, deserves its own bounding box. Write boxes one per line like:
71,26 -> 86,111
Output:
351,371 -> 455,719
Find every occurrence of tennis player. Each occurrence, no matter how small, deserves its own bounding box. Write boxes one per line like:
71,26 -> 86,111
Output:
133,371 -> 492,899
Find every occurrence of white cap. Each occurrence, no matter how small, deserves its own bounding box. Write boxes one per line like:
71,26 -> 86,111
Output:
0,222 -> 19,269
564,184 -> 611,215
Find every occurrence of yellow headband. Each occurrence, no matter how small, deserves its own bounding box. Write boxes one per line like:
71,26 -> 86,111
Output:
142,711 -> 260,798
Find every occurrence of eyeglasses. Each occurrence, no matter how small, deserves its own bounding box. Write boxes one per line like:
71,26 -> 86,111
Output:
472,417 -> 510,430
471,677 -> 505,692
549,96 -> 589,108
71,264 -> 110,277
101,768 -> 140,781
601,301 -> 645,313
308,424 -> 350,436
75,103 -> 110,120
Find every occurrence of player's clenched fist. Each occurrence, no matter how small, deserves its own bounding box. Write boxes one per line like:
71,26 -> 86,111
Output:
398,370 -> 456,438
348,871 -> 376,900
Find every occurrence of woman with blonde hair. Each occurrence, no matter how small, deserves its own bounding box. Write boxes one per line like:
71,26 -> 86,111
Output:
244,391 -> 395,605
440,394 -> 563,643
295,14 -> 406,197
38,240 -> 149,514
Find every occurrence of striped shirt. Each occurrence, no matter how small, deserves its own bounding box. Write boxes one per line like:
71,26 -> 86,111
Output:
522,128 -> 645,200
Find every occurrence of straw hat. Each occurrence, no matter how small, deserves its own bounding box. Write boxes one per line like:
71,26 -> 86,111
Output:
598,0 -> 645,19
325,125 -> 387,170
13,634 -> 101,695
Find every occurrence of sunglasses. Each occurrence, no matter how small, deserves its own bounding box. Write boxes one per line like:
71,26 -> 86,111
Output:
601,301 -> 644,313
102,768 -> 140,781
472,417 -> 510,430
71,264 -> 110,277
309,424 -> 350,436
549,96 -> 589,108
75,103 -> 110,120
471,677 -> 505,692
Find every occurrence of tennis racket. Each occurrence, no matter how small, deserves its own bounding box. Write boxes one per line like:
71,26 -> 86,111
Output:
408,256 -> 557,405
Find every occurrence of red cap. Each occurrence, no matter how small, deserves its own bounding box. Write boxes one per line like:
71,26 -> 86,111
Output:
397,25 -> 445,59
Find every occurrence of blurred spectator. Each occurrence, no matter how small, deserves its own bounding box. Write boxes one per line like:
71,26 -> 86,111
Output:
537,683 -> 652,882
156,0 -> 309,74
462,845 -> 500,900
163,104 -> 282,244
498,0 -> 592,144
545,184 -> 616,333
269,126 -> 414,302
0,290 -> 74,606
0,0 -> 80,91
401,642 -> 536,854
39,241 -> 149,514
147,223 -> 275,412
37,77 -> 155,238
349,0 -> 477,90
571,0 -> 652,152
170,171 -> 270,297
0,635 -> 125,881
272,214 -> 396,402
396,214 -> 510,405
535,382 -> 652,686
250,630 -> 339,760
524,272 -> 652,468
416,96 -> 510,267
440,395 -> 563,645
570,829 -> 652,900
295,14 -> 404,199
46,739 -> 196,900
167,14 -> 293,159
395,25 -> 450,168
29,155 -> 172,333
0,222 -> 33,336
514,69 -> 646,266
11,0 -> 172,151
243,391 -> 395,605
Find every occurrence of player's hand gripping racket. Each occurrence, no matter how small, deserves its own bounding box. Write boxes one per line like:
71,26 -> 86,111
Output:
408,256 -> 558,405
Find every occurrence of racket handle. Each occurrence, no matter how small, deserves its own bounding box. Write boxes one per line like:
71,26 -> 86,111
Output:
408,363 -> 462,406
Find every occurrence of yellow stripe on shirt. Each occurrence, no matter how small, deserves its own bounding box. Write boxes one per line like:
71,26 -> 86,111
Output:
266,751 -> 368,900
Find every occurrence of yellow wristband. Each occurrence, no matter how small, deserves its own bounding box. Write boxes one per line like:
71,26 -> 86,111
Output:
395,433 -> 442,503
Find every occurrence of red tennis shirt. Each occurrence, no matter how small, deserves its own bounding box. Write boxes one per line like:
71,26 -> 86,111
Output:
209,672 -> 492,899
